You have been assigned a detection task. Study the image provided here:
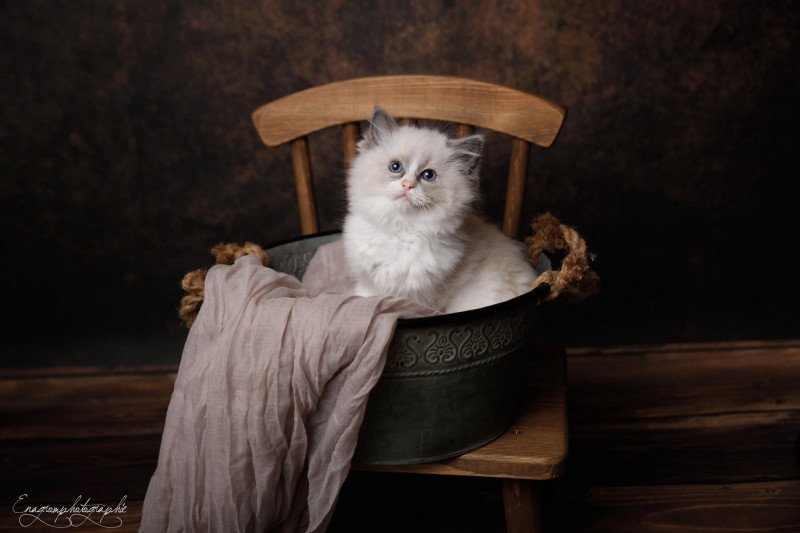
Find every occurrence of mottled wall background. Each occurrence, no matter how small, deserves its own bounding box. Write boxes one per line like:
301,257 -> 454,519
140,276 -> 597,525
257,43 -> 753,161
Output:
2,1 -> 798,366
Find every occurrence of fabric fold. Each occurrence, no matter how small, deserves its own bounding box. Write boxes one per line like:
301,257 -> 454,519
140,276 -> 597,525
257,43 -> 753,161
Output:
141,251 -> 431,532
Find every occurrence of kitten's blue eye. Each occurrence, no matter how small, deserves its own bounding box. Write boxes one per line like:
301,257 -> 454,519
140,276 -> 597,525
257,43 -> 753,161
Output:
388,161 -> 403,173
420,169 -> 437,182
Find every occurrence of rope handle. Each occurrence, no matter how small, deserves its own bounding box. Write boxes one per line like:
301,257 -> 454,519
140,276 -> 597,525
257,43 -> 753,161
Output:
179,242 -> 270,327
525,213 -> 600,303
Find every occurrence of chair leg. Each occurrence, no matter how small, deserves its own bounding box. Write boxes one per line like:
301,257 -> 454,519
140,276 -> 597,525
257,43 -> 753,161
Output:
502,479 -> 542,533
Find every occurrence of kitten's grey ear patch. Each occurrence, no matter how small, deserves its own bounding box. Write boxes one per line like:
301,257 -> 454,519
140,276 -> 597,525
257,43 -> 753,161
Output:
361,106 -> 398,150
448,133 -> 485,173
370,106 -> 398,134
449,134 -> 484,156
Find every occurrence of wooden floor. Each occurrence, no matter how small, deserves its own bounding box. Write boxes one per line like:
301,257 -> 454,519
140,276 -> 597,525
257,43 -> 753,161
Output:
1,340 -> 799,531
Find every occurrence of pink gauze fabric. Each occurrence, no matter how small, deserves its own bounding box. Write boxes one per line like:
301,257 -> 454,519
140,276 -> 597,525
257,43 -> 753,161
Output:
140,244 -> 432,532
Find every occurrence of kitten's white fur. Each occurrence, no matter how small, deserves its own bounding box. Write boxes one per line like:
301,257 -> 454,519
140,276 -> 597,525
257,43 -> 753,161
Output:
343,107 -> 536,313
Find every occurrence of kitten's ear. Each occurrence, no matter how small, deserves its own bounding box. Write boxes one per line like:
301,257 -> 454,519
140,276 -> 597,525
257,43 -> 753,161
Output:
447,133 -> 485,174
358,106 -> 398,151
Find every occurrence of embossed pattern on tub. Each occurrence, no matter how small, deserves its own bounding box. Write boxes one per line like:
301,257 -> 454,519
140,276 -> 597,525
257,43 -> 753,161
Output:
384,311 -> 533,378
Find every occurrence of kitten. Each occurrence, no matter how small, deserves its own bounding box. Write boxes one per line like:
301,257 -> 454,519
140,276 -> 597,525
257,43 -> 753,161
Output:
342,107 -> 536,313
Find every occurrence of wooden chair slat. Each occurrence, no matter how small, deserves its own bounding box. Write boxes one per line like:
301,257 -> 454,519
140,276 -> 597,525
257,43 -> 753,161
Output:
253,75 -> 565,147
342,122 -> 359,168
455,123 -> 472,138
503,138 -> 530,238
290,137 -> 319,235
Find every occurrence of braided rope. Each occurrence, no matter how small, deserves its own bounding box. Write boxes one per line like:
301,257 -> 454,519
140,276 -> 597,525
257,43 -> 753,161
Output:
525,213 -> 600,302
178,242 -> 270,328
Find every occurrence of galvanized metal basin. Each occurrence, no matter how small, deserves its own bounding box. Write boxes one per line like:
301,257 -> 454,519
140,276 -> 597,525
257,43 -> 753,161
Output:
266,232 -> 541,465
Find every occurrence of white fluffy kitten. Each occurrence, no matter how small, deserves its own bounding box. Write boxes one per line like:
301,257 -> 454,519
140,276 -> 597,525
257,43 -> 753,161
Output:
342,107 -> 536,313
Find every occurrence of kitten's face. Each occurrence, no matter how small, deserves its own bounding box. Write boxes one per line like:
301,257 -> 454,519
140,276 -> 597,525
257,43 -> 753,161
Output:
347,107 -> 484,229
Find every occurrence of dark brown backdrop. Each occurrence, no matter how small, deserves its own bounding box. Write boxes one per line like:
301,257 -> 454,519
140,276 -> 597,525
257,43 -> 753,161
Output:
2,1 -> 798,366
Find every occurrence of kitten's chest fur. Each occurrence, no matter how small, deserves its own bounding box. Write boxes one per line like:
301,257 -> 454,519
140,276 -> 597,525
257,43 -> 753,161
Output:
343,213 -> 464,309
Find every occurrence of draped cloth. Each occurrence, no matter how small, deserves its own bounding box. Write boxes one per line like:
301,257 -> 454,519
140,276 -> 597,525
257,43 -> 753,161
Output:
140,247 -> 431,532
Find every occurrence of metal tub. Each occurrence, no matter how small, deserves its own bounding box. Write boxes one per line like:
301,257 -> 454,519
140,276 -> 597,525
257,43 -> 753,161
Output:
267,232 -> 541,465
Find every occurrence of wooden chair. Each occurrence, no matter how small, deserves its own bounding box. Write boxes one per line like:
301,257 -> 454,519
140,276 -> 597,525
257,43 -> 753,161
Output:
252,74 -> 565,238
252,75 -> 567,532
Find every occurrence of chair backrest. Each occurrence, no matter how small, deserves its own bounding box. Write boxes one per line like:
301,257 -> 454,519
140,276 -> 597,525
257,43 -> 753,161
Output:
252,75 -> 565,238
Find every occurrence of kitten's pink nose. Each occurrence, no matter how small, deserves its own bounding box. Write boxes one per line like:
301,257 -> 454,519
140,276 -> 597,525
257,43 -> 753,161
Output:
401,179 -> 416,191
